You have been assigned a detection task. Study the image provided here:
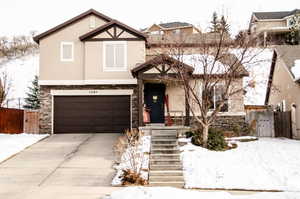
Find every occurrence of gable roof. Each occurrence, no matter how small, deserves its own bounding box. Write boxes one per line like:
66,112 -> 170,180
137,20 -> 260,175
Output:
253,9 -> 300,20
131,54 -> 194,77
265,45 -> 300,105
79,20 -> 147,41
131,53 -> 248,78
33,9 -> 113,43
181,53 -> 249,77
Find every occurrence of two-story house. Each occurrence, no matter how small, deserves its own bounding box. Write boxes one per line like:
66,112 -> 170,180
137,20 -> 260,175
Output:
249,9 -> 300,46
142,22 -> 204,46
34,9 -> 248,135
142,22 -> 201,36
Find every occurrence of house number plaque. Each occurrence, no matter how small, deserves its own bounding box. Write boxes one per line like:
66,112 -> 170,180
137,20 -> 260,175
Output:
153,95 -> 158,103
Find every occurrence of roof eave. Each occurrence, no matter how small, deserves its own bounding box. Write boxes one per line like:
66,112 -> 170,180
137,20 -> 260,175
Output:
79,20 -> 147,41
33,9 -> 113,44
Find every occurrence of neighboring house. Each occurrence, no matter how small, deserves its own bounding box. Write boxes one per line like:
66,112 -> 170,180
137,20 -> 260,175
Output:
143,22 -> 207,46
249,9 -> 300,46
142,22 -> 201,36
34,9 -> 248,134
265,45 -> 300,139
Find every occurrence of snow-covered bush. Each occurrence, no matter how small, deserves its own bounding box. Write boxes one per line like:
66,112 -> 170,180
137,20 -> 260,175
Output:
113,129 -> 148,185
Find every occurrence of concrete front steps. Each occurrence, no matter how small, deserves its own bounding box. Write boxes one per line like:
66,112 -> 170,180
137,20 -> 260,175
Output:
148,128 -> 184,187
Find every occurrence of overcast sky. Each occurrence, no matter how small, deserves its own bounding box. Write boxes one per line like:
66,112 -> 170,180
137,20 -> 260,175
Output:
0,0 -> 298,37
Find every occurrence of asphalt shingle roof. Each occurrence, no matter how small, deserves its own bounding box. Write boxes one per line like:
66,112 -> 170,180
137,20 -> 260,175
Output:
158,22 -> 192,29
253,9 -> 300,20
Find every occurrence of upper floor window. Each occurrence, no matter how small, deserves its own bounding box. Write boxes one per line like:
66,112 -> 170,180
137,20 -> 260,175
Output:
150,30 -> 164,35
173,29 -> 181,34
103,41 -> 127,71
60,42 -> 74,62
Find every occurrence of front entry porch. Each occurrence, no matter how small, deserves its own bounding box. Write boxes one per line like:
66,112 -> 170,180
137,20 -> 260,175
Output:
144,83 -> 166,124
131,55 -> 194,127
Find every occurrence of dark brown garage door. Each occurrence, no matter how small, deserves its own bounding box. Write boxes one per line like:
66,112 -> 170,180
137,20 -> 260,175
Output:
54,96 -> 130,133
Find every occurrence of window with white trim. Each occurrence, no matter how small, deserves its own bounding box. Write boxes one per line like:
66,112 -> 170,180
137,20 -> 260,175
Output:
202,84 -> 228,112
103,41 -> 127,71
60,42 -> 74,62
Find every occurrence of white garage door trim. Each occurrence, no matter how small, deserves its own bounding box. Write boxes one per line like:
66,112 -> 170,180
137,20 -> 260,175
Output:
50,89 -> 133,134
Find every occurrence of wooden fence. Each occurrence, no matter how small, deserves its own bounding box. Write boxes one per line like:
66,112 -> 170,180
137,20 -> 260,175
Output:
0,108 -> 39,134
274,111 -> 292,139
24,110 -> 39,134
0,108 -> 24,134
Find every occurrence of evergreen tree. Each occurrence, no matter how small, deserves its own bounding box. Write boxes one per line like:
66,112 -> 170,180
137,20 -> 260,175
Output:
210,12 -> 219,33
23,75 -> 40,110
286,12 -> 300,45
220,15 -> 230,33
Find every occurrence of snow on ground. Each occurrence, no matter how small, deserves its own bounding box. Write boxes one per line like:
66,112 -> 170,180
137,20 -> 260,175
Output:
111,135 -> 151,186
233,48 -> 273,105
225,136 -> 258,141
0,53 -> 39,108
109,187 -> 300,199
180,138 -> 300,191
0,133 -> 48,163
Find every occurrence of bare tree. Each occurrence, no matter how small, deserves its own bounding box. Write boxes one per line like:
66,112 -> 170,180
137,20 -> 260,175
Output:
0,71 -> 11,107
0,32 -> 38,59
113,129 -> 147,185
154,27 -> 267,148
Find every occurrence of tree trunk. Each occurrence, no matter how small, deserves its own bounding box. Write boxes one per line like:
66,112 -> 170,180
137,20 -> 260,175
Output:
202,124 -> 209,148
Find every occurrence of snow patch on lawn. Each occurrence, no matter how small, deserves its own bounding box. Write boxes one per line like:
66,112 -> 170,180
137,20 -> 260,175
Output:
109,187 -> 300,199
181,138 -> 300,191
225,136 -> 258,141
0,133 -> 48,163
111,135 -> 151,186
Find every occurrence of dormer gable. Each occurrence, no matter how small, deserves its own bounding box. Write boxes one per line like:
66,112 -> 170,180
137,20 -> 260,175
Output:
79,20 -> 147,41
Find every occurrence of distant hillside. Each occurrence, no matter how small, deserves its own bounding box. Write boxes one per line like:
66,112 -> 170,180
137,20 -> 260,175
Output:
0,52 -> 39,108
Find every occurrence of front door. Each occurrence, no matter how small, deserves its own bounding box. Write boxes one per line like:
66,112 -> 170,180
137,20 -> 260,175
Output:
144,83 -> 165,123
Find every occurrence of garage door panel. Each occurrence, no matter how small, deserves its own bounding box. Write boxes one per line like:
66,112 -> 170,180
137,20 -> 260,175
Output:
55,104 -> 117,112
54,95 -> 130,133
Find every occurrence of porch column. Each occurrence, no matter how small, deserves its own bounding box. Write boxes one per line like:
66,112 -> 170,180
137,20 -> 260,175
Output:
185,91 -> 190,126
137,76 -> 144,127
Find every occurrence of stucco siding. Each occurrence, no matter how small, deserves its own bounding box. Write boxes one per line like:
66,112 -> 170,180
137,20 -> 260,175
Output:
39,15 -> 107,81
254,20 -> 287,33
165,79 -> 245,116
84,40 -> 145,80
268,58 -> 300,139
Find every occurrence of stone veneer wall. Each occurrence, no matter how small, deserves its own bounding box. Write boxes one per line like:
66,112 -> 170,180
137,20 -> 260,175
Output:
210,115 -> 248,132
39,85 -> 138,134
171,115 -> 248,132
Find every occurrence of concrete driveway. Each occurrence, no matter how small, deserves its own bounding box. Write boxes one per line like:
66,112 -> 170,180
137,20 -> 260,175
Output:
0,134 -> 121,199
